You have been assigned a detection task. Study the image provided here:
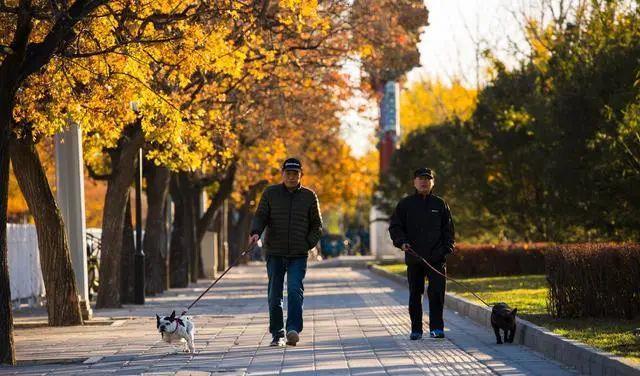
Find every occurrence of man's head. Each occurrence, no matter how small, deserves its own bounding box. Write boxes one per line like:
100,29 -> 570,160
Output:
282,158 -> 303,189
413,167 -> 434,195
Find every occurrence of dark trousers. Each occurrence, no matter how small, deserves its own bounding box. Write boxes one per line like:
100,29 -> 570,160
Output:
407,262 -> 446,333
267,255 -> 307,338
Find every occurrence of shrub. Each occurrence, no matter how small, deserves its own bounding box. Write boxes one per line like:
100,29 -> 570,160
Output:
545,243 -> 640,319
447,243 -> 549,277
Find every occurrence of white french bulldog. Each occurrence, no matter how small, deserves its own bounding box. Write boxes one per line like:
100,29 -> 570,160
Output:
156,310 -> 196,353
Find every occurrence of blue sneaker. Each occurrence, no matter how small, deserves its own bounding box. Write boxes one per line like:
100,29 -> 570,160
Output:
429,329 -> 445,338
409,332 -> 423,340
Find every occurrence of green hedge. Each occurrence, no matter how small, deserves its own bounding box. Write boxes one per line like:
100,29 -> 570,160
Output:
447,243 -> 549,277
545,243 -> 640,319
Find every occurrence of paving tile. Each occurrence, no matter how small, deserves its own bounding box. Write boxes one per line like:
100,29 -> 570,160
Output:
7,264 -> 581,375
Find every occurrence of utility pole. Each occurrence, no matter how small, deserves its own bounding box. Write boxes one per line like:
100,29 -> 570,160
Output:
134,148 -> 145,304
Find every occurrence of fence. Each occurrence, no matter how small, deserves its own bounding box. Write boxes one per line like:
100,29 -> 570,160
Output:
7,224 -> 46,307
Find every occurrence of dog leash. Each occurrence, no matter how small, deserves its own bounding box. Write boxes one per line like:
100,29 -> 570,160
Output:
180,242 -> 258,316
404,246 -> 492,307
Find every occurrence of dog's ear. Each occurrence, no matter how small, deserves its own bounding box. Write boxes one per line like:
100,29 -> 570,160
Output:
170,311 -> 176,321
156,314 -> 161,327
511,308 -> 518,316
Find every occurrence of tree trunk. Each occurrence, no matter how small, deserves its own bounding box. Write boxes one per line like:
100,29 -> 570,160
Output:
229,180 -> 268,262
196,161 -> 238,245
0,124 -> 15,365
10,135 -> 84,326
230,206 -> 253,262
228,207 -> 243,262
197,237 -> 205,280
0,0 -> 101,361
213,206 -> 225,271
179,173 -> 199,284
96,125 -> 144,308
169,173 -> 190,287
144,164 -> 170,295
193,188 -> 206,280
163,197 -> 171,290
1,6 -> 35,360
120,195 -> 135,304
169,172 -> 199,284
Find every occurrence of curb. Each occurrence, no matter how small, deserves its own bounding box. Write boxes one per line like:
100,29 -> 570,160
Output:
310,256 -> 376,269
14,357 -> 88,366
14,319 -> 118,329
368,264 -> 640,376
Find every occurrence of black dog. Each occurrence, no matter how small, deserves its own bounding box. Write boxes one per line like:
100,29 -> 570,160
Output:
491,303 -> 517,344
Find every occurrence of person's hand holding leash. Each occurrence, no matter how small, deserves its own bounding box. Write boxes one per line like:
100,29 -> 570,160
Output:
399,242 -> 492,308
249,234 -> 260,245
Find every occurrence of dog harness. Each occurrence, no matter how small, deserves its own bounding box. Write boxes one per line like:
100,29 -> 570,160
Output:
167,318 -> 186,335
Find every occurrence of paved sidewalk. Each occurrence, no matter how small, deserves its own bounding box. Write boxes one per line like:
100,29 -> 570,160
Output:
1,263 -> 578,375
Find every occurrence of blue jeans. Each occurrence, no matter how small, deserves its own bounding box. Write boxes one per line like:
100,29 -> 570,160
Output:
267,255 -> 307,338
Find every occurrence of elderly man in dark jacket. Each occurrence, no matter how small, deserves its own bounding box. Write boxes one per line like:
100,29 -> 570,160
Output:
249,158 -> 323,347
389,167 -> 455,340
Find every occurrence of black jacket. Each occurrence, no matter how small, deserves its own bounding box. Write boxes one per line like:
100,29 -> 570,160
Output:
388,192 -> 455,265
250,183 -> 323,257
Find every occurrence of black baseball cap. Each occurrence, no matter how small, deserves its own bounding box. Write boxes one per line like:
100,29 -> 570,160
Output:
282,158 -> 302,171
414,167 -> 434,179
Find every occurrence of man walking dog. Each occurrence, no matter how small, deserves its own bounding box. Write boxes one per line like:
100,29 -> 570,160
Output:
389,168 -> 455,340
249,158 -> 323,346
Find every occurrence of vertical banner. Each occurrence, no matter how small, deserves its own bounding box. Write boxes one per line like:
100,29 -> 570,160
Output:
380,81 -> 400,135
379,81 -> 400,174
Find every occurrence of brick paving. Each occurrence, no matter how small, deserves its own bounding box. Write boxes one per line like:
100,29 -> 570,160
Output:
0,263 -> 578,375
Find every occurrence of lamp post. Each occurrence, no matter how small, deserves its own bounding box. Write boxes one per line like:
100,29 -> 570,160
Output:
130,101 -> 145,304
134,147 -> 145,304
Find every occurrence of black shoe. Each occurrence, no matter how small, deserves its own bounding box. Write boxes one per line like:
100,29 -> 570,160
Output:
286,330 -> 299,346
409,332 -> 423,340
270,336 -> 285,347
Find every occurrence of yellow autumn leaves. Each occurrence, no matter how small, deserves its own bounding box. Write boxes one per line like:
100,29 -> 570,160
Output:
400,79 -> 477,136
9,1 -> 335,175
3,0 -> 422,221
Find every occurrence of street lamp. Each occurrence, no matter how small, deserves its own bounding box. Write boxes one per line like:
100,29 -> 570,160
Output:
134,147 -> 145,304
130,101 -> 145,304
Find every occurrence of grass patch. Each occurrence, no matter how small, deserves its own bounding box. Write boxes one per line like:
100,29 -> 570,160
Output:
377,263 -> 408,277
376,264 -> 640,363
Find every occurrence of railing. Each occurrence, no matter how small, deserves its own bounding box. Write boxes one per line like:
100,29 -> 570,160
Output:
85,232 -> 101,302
